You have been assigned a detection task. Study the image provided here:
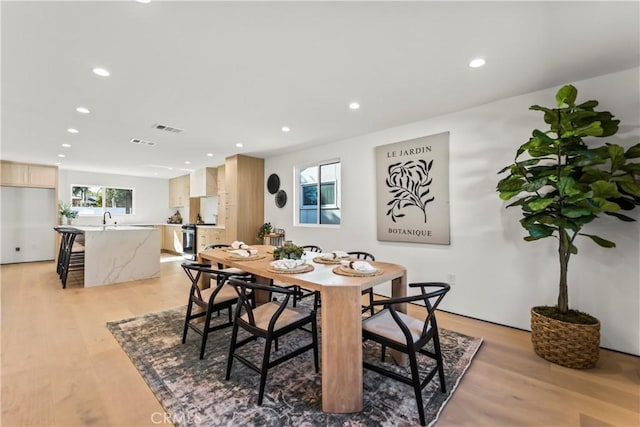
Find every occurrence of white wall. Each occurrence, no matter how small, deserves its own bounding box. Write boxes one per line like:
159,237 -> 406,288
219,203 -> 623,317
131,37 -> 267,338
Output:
264,68 -> 640,355
58,170 -> 173,225
0,187 -> 56,263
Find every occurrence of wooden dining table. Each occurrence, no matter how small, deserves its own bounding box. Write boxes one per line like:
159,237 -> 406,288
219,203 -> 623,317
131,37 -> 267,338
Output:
198,245 -> 407,414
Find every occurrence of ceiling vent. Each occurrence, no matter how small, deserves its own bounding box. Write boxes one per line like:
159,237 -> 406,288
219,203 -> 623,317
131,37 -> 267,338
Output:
152,123 -> 183,133
130,138 -> 156,146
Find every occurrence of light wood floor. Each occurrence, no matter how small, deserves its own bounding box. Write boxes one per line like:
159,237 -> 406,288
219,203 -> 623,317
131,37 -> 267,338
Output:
2,259 -> 638,426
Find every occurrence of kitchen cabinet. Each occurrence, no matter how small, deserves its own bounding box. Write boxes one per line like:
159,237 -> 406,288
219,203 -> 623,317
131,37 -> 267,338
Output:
162,224 -> 183,253
216,165 -> 226,226
223,154 -> 264,244
189,167 -> 217,197
169,174 -> 189,207
196,227 -> 226,253
1,161 -> 57,188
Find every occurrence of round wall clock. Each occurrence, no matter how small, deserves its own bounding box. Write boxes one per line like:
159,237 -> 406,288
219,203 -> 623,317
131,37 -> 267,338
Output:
275,190 -> 287,208
267,174 -> 280,195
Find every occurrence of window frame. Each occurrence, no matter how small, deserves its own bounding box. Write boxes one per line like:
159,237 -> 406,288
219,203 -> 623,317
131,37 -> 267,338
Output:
70,184 -> 135,216
295,159 -> 341,226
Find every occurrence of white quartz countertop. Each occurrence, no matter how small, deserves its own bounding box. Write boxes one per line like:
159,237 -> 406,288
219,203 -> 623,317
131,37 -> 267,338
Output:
72,225 -> 157,232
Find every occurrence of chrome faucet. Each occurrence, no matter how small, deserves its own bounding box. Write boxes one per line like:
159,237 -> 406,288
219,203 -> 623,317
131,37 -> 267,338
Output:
103,211 -> 112,225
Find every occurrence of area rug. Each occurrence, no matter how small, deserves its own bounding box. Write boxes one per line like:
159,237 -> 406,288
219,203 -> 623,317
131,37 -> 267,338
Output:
107,305 -> 482,427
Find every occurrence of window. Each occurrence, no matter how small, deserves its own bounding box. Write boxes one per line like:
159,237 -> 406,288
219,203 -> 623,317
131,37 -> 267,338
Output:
297,161 -> 340,225
71,185 -> 134,216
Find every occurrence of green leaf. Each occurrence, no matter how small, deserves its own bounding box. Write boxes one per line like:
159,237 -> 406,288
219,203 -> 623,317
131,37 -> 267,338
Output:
625,143 -> 640,159
556,85 -> 578,107
561,207 -> 593,218
526,224 -> 555,239
497,176 -> 526,192
599,119 -> 620,137
604,211 -> 636,222
608,144 -> 626,171
523,177 -> 547,192
558,177 -> 580,196
581,233 -> 616,248
594,197 -> 621,212
591,180 -> 620,198
499,191 -> 522,201
619,181 -> 640,197
576,100 -> 598,109
527,197 -> 556,211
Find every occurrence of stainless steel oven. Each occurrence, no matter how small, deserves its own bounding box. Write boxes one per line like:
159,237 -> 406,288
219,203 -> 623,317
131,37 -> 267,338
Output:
181,224 -> 196,260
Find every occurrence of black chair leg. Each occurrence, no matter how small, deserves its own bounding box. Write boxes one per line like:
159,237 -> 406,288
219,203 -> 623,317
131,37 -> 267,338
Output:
409,353 -> 426,426
182,299 -> 194,344
225,321 -> 240,380
258,338 -> 273,405
433,330 -> 447,393
368,290 -> 375,316
381,344 -> 386,362
199,309 -> 213,360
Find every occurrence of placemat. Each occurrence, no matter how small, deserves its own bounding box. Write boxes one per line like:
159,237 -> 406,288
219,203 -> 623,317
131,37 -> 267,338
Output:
266,264 -> 315,274
332,266 -> 383,277
225,254 -> 265,261
313,256 -> 350,265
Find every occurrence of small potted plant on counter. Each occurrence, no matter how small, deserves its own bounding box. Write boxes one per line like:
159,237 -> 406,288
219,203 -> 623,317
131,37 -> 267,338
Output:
58,201 -> 78,225
257,222 -> 273,243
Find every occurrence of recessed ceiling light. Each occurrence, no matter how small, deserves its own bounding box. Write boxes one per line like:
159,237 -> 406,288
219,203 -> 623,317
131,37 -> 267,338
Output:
61,143 -> 72,148
57,154 -> 65,158
92,67 -> 110,77
67,128 -> 79,134
168,167 -> 173,171
206,153 -> 213,157
55,162 -> 62,166
281,126 -> 290,133
76,107 -> 90,114
469,58 -> 486,68
349,102 -> 360,110
236,143 -> 243,148
185,161 -> 191,165
136,0 -> 151,3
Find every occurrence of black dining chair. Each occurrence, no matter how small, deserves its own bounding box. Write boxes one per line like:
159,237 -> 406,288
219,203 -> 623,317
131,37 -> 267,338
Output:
362,282 -> 451,426
225,277 -> 319,405
347,251 -> 376,315
204,244 -> 252,278
181,262 -> 252,359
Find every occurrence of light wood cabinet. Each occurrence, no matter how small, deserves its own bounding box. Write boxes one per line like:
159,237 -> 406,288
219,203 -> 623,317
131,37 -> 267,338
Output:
189,167 -> 218,197
162,224 -> 183,253
169,174 -> 189,207
1,161 -> 57,188
196,227 -> 226,253
217,165 -> 226,226
223,155 -> 264,244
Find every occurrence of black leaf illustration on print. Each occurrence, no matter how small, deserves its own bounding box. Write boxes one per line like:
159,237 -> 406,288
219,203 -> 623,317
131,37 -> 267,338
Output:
385,159 -> 435,223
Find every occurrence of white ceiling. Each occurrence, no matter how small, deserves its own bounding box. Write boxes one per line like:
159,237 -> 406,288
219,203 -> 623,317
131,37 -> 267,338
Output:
2,1 -> 638,179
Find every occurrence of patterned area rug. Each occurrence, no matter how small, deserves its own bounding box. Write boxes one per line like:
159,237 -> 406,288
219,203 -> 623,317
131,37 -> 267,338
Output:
107,305 -> 482,426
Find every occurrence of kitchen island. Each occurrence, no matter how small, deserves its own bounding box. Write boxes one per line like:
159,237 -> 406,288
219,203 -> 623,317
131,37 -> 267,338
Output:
71,225 -> 161,287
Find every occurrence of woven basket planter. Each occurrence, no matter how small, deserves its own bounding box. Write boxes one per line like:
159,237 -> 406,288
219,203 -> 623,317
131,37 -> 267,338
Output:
530,308 -> 600,369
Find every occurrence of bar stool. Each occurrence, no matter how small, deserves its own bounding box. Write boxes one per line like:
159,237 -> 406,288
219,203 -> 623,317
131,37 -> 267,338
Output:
56,228 -> 85,288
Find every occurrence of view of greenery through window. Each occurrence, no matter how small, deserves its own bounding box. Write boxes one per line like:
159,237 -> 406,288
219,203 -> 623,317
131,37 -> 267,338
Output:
71,185 -> 134,216
298,161 -> 340,224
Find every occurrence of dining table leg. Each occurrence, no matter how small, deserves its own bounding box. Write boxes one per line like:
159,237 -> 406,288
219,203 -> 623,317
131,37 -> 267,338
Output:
389,274 -> 408,366
320,285 -> 363,413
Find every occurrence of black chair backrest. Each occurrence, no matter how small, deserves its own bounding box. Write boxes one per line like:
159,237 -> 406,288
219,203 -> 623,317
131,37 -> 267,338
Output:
347,251 -> 375,261
302,245 -> 322,253
228,277 -> 300,331
181,262 -> 242,303
372,282 -> 450,339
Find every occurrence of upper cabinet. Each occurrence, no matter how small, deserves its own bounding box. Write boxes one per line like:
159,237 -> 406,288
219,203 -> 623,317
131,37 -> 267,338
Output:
223,155 -> 264,243
169,174 -> 190,207
1,161 -> 57,188
189,167 -> 218,198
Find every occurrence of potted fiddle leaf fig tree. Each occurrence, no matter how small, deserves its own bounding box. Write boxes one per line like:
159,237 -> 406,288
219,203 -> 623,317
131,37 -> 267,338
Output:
497,84 -> 640,368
